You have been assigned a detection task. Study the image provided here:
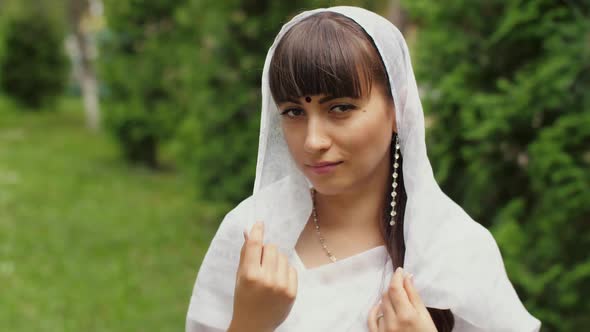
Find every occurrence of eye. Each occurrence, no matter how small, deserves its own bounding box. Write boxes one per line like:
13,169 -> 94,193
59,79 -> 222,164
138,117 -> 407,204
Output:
330,104 -> 356,113
280,108 -> 304,118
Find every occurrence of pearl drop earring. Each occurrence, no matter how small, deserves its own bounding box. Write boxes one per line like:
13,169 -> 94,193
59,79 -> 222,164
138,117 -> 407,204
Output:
390,134 -> 400,226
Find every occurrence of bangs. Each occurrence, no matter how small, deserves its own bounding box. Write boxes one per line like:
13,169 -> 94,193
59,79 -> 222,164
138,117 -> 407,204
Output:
269,11 -> 389,104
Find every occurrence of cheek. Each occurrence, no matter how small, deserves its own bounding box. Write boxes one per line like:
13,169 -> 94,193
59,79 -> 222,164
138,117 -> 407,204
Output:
341,111 -> 392,162
281,123 -> 305,161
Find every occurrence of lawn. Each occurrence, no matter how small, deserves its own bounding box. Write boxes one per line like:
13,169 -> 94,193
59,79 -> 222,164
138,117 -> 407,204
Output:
0,98 -> 226,331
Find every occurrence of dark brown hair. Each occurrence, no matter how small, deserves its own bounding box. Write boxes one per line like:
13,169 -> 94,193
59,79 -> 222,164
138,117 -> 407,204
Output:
269,11 -> 454,331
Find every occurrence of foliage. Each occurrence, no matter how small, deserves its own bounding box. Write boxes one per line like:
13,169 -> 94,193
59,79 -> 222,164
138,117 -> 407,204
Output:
99,0 -> 190,168
403,1 -> 590,330
0,9 -> 68,109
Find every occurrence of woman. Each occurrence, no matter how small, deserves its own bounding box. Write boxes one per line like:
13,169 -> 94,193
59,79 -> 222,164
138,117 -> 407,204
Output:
186,6 -> 542,332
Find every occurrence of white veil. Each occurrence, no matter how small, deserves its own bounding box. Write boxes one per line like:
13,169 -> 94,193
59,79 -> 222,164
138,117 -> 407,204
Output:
187,6 -> 541,331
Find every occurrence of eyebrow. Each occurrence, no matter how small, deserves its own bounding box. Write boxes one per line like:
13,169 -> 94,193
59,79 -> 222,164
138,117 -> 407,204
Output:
283,95 -> 341,105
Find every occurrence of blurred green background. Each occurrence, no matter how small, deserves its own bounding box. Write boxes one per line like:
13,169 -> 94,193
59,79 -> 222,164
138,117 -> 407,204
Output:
0,0 -> 588,331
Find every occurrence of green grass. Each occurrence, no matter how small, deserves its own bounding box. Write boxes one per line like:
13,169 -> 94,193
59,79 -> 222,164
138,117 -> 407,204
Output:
0,98 -> 226,331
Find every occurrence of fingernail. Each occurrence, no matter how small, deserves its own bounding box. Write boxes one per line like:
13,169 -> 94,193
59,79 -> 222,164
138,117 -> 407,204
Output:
243,229 -> 248,241
409,273 -> 414,283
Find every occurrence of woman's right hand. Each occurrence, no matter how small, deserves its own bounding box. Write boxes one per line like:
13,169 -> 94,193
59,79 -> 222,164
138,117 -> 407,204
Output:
229,221 -> 298,332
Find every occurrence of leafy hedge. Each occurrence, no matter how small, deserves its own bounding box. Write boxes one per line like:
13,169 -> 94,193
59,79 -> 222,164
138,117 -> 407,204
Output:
404,1 -> 590,330
0,10 -> 68,109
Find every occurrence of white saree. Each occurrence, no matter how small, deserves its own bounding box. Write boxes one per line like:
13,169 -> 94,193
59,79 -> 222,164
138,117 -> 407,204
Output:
186,6 -> 542,332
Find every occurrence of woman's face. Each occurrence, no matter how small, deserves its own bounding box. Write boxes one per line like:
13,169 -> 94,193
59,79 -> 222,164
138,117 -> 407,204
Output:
278,84 -> 396,195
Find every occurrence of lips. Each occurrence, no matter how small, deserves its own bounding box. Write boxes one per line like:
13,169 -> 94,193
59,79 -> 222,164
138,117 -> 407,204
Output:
306,161 -> 343,175
308,161 -> 342,168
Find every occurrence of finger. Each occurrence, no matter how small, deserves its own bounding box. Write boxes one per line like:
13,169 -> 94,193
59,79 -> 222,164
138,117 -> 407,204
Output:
404,272 -> 427,314
367,303 -> 380,332
276,252 -> 289,288
261,243 -> 278,277
287,265 -> 298,298
243,221 -> 264,268
239,227 -> 250,268
381,292 -> 397,326
239,229 -> 247,264
388,267 -> 413,318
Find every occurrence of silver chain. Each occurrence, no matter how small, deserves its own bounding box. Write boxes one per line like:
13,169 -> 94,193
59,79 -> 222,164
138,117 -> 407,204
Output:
311,188 -> 338,262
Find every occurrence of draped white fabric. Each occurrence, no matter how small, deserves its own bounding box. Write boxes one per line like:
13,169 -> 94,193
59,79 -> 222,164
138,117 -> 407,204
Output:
187,6 -> 541,332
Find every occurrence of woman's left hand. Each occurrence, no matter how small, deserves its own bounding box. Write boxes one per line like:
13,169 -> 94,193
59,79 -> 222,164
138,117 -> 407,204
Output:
368,267 -> 437,332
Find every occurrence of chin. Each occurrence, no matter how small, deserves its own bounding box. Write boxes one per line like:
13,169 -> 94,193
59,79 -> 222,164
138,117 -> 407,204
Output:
306,176 -> 355,196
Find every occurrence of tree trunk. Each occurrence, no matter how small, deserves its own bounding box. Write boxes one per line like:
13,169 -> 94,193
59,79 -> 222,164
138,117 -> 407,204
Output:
387,0 -> 408,34
68,0 -> 101,131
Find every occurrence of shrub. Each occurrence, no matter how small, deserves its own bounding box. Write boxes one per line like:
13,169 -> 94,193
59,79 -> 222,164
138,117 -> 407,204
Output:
404,1 -> 590,330
0,10 -> 68,109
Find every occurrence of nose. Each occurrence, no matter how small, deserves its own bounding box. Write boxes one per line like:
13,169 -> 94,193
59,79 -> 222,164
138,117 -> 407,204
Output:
304,117 -> 331,153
